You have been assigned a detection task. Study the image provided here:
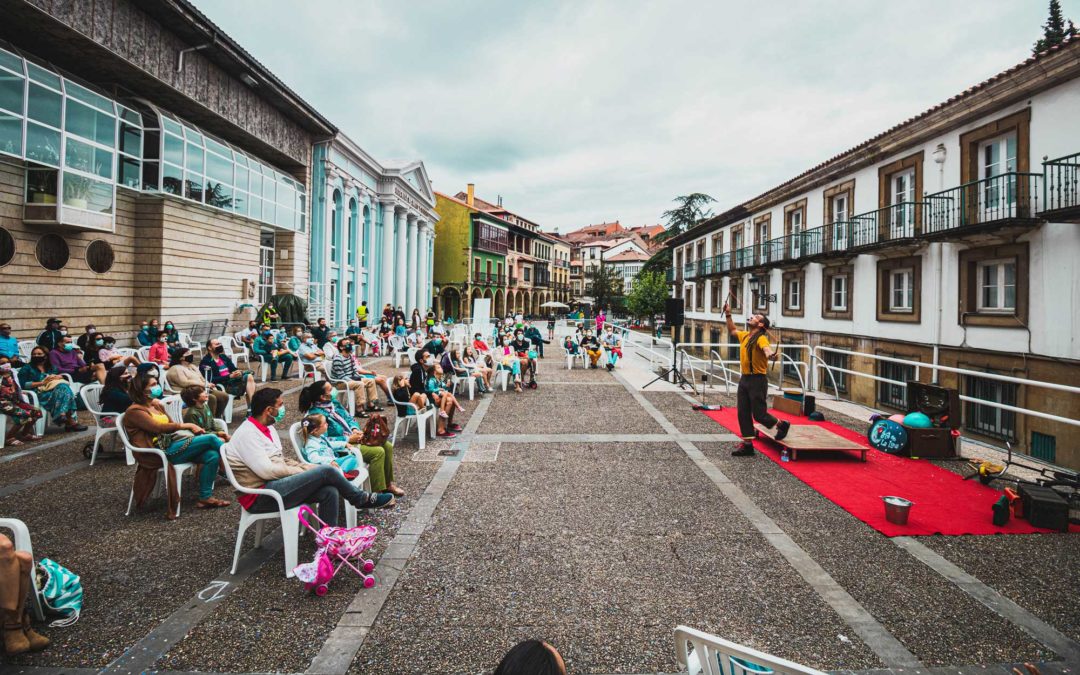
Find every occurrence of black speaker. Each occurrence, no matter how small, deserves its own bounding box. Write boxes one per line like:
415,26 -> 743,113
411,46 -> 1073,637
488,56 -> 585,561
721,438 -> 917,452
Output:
664,298 -> 685,327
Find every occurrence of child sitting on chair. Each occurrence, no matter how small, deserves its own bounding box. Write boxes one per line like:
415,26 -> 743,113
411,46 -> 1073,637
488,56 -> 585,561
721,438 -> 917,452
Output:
425,364 -> 464,417
563,335 -> 580,355
391,375 -> 428,416
300,413 -> 360,480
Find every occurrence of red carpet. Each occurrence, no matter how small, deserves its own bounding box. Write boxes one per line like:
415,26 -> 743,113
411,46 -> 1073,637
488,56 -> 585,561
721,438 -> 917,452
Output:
701,407 -> 1077,536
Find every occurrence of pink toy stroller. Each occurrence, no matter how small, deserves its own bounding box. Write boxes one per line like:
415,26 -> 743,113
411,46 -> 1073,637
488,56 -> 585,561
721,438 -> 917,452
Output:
293,505 -> 378,595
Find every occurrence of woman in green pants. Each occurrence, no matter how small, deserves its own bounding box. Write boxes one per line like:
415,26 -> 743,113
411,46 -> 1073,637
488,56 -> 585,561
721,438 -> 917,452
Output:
298,382 -> 405,497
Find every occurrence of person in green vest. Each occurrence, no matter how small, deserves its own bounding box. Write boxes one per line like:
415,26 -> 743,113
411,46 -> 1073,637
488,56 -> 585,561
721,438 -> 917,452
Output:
261,302 -> 279,327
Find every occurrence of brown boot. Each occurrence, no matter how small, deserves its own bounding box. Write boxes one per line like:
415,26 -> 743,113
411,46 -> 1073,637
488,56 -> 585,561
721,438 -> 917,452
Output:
21,612 -> 49,652
2,610 -> 30,656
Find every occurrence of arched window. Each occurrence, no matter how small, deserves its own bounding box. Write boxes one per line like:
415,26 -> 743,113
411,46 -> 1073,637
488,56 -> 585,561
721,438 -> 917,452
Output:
330,189 -> 342,264
347,197 -> 358,268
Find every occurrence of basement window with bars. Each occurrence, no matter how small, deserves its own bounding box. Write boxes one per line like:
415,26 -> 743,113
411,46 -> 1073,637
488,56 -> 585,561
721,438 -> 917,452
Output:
963,374 -> 1018,440
1030,431 -> 1056,463
877,360 -> 916,409
821,351 -> 848,394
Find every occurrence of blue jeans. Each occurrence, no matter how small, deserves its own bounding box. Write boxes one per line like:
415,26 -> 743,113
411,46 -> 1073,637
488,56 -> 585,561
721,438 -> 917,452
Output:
248,465 -> 366,527
166,435 -> 224,499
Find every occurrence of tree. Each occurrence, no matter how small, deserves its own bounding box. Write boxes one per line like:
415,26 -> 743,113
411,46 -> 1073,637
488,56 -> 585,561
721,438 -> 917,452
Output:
585,263 -> 623,312
1033,0 -> 1077,54
626,270 -> 670,321
641,192 -> 717,277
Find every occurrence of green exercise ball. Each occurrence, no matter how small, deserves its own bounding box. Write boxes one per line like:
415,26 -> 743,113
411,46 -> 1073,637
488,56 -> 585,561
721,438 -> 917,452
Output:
903,411 -> 933,428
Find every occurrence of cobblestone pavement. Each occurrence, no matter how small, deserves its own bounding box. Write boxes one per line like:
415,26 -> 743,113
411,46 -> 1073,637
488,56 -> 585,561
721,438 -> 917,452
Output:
1,350 -> 1077,674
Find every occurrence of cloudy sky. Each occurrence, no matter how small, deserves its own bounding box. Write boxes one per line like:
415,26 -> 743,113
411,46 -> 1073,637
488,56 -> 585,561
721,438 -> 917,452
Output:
194,0 -> 1075,232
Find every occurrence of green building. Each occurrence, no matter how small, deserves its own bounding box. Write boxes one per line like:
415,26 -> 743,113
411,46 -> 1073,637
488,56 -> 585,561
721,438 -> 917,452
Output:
433,191 -> 509,320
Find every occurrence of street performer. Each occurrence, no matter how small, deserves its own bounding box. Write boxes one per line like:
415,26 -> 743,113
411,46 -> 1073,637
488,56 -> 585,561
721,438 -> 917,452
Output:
723,300 -> 789,456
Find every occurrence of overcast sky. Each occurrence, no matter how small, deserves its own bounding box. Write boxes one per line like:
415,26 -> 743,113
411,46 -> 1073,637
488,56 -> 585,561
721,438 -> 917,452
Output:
193,0 -> 1076,232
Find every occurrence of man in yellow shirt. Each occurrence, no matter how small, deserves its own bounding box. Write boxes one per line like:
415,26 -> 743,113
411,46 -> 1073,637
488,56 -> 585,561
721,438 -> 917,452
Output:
723,302 -> 789,456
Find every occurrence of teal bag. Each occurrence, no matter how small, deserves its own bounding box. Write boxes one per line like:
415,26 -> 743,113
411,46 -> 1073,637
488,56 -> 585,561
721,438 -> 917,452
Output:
38,558 -> 82,627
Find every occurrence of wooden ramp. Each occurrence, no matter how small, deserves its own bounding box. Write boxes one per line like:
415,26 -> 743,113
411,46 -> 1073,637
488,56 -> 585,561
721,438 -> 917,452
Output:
755,423 -> 867,461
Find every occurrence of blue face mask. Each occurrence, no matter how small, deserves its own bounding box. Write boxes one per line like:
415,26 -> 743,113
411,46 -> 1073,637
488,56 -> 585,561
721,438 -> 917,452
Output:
149,385 -> 163,398
274,405 -> 286,423
62,343 -> 74,352
95,339 -> 104,346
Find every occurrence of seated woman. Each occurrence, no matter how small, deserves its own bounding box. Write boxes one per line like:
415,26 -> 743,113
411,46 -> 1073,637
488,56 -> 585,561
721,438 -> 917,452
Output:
94,335 -> 139,369
168,348 -> 229,418
299,413 -> 360,477
377,318 -> 393,345
18,347 -> 84,431
494,335 -> 523,393
100,365 -> 133,414
122,371 -> 230,517
447,348 -> 488,394
224,388 -> 393,528
394,318 -> 407,338
0,362 -> 43,445
147,331 -> 171,368
179,385 -> 229,442
160,320 -> 182,356
252,329 -> 293,381
424,364 -> 464,436
200,338 -> 256,407
1,532 -> 50,655
462,346 -> 494,390
286,326 -> 304,354
509,329 -> 537,384
298,381 -> 402,496
391,374 -> 429,416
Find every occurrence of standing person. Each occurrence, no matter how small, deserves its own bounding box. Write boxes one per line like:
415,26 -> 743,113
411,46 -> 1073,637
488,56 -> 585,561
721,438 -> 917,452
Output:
547,315 -> 556,342
36,318 -> 64,351
410,308 -> 422,330
595,308 -> 606,334
382,304 -> 394,323
722,302 -> 788,456
426,308 -> 436,331
356,301 -> 369,329
261,302 -> 280,327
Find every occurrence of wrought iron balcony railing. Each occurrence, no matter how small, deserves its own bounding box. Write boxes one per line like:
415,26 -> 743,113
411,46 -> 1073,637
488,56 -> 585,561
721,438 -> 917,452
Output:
924,172 -> 1041,234
1043,154 -> 1080,214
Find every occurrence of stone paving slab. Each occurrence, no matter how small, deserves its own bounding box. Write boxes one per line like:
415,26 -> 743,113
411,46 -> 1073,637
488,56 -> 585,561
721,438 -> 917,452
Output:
477,385 -> 659,435
695,441 -> 1056,666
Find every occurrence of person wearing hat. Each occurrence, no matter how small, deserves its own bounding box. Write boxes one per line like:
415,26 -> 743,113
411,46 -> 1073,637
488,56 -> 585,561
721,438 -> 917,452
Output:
36,318 -> 64,351
722,302 -> 789,456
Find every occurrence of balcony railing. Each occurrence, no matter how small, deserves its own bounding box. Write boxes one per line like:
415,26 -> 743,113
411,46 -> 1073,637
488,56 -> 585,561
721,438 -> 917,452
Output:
473,273 -> 507,286
847,201 -> 926,247
684,262 -> 697,279
1041,154 -> 1079,215
509,275 -> 518,286
925,172 -> 1041,234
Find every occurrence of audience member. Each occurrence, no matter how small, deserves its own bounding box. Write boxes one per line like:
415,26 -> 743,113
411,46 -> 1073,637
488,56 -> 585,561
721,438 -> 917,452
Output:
524,321 -> 549,359
357,413 -> 403,496
296,333 -> 325,367
147,331 -> 171,367
201,338 -> 257,407
0,363 -> 43,445
391,374 -> 428,416
252,329 -> 293,381
122,371 -> 229,517
75,323 -> 97,352
49,335 -> 105,384
0,532 -> 50,655
100,365 -> 133,414
0,323 -> 23,367
136,320 -> 154,347
225,388 -> 393,527
180,385 -> 229,442
299,413 -> 360,477
580,329 -> 602,369
167,348 -> 229,418
424,364 -> 462,437
311,318 -> 331,348
494,640 -> 566,675
36,318 -> 64,351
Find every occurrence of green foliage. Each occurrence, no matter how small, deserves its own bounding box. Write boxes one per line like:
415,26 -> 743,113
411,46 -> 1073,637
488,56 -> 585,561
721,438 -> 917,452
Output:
1033,0 -> 1077,54
626,270 -> 670,319
655,193 -> 716,242
585,264 -> 623,312
639,248 -> 672,278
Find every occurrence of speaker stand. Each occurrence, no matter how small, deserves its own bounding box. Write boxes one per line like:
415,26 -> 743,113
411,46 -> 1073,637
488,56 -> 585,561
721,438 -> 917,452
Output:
643,335 -> 692,391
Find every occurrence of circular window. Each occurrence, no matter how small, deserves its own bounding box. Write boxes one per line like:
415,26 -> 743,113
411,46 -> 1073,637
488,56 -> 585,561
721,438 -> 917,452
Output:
86,239 -> 115,274
0,227 -> 13,267
35,233 -> 69,271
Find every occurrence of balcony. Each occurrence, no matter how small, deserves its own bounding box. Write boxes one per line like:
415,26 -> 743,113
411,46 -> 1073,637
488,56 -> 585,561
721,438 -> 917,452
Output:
924,172 -> 1041,237
1039,154 -> 1079,220
473,273 -> 507,286
535,278 -> 551,288
509,274 -> 519,286
684,262 -> 697,279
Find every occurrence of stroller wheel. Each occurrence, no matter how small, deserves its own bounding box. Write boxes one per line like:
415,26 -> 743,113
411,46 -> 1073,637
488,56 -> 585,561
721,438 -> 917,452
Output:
315,584 -> 329,596
363,576 -> 376,589
82,442 -> 94,459
362,559 -> 375,573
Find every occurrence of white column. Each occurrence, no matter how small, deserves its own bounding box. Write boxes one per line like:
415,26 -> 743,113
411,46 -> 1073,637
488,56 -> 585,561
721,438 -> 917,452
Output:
417,221 -> 429,313
406,214 -> 419,313
394,208 -> 408,309
380,200 -> 397,311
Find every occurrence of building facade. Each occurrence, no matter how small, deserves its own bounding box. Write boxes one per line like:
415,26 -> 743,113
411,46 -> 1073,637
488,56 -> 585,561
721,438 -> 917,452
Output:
0,0 -> 334,341
432,190 -> 508,320
309,135 -> 436,325
667,41 -> 1080,468
549,235 -> 572,304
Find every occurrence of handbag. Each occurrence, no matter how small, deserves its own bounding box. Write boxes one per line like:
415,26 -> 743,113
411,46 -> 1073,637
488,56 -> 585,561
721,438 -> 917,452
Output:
37,558 -> 82,627
360,413 -> 391,446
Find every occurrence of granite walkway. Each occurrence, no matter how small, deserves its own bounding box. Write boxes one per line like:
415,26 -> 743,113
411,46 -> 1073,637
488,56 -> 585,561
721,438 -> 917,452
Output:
1,347 -> 1077,674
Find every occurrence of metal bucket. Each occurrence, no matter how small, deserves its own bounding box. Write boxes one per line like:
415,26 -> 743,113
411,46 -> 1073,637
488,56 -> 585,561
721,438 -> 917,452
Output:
882,496 -> 914,525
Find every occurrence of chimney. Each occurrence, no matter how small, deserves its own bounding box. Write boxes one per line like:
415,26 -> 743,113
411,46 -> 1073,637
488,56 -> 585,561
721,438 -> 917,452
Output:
466,183 -> 475,207
497,194 -> 503,207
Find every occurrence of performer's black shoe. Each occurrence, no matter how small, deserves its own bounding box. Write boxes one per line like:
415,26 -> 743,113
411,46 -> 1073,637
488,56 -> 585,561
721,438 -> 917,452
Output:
775,420 -> 791,441
731,444 -> 754,457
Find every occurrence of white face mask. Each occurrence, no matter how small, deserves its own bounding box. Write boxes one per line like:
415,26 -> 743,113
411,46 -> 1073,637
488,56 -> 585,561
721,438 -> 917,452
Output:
306,338 -> 315,345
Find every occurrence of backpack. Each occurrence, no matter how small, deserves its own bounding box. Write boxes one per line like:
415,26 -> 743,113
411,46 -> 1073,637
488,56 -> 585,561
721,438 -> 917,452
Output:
38,558 -> 82,627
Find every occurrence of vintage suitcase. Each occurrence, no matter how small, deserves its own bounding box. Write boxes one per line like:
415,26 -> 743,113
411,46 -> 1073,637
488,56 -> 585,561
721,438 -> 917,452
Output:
902,381 -> 960,459
1017,484 -> 1069,532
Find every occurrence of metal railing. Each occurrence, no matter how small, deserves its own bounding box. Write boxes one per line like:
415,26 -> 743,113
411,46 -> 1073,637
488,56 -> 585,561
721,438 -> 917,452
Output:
1042,153 -> 1080,213
684,261 -> 698,279
811,345 -> 1080,430
850,201 -> 925,247
925,172 -> 1042,233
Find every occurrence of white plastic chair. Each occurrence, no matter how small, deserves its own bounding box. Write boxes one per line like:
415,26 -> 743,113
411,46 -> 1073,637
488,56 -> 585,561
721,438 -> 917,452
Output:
494,366 -> 512,391
388,389 -> 437,449
116,412 -> 194,519
224,336 -> 250,368
179,332 -> 203,357
450,364 -> 476,400
564,345 -> 586,370
219,444 -> 303,578
17,340 -> 36,361
136,346 -> 151,363
79,384 -> 118,465
0,518 -> 46,621
298,356 -> 324,383
390,335 -> 410,368
161,395 -> 184,423
286,422 -> 369,525
675,625 -> 827,675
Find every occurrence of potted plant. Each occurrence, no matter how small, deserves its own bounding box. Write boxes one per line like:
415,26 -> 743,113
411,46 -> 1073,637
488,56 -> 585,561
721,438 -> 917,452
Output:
63,174 -> 92,210
27,169 -> 57,204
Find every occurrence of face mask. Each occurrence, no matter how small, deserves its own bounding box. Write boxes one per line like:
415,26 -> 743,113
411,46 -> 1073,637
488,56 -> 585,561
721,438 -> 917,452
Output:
59,330 -> 68,336
263,332 -> 272,339
274,405 -> 286,423
425,357 -> 435,366
214,345 -> 224,354
160,338 -> 168,343
105,343 -> 114,349
87,327 -> 95,333
515,334 -> 523,340
63,343 -> 74,352
183,354 -> 194,363
305,338 -> 315,346
31,356 -> 45,365
95,339 -> 104,346
165,324 -> 173,330
149,385 -> 163,398
140,326 -> 148,332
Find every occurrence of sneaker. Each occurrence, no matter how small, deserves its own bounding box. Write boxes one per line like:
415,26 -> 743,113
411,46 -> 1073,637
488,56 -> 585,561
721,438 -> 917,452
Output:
775,420 -> 791,441
356,492 -> 395,509
436,430 -> 458,438
438,409 -> 449,419
449,423 -> 463,431
343,470 -> 360,480
731,445 -> 755,457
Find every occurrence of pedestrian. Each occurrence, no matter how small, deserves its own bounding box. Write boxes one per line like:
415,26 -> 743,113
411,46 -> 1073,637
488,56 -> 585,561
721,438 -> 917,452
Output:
722,301 -> 788,456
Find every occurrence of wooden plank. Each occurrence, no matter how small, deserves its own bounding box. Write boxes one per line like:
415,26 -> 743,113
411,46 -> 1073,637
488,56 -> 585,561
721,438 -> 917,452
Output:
755,423 -> 867,461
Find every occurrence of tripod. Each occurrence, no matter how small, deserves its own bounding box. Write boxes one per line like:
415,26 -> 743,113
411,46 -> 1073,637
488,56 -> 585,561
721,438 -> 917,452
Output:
643,333 -> 692,390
